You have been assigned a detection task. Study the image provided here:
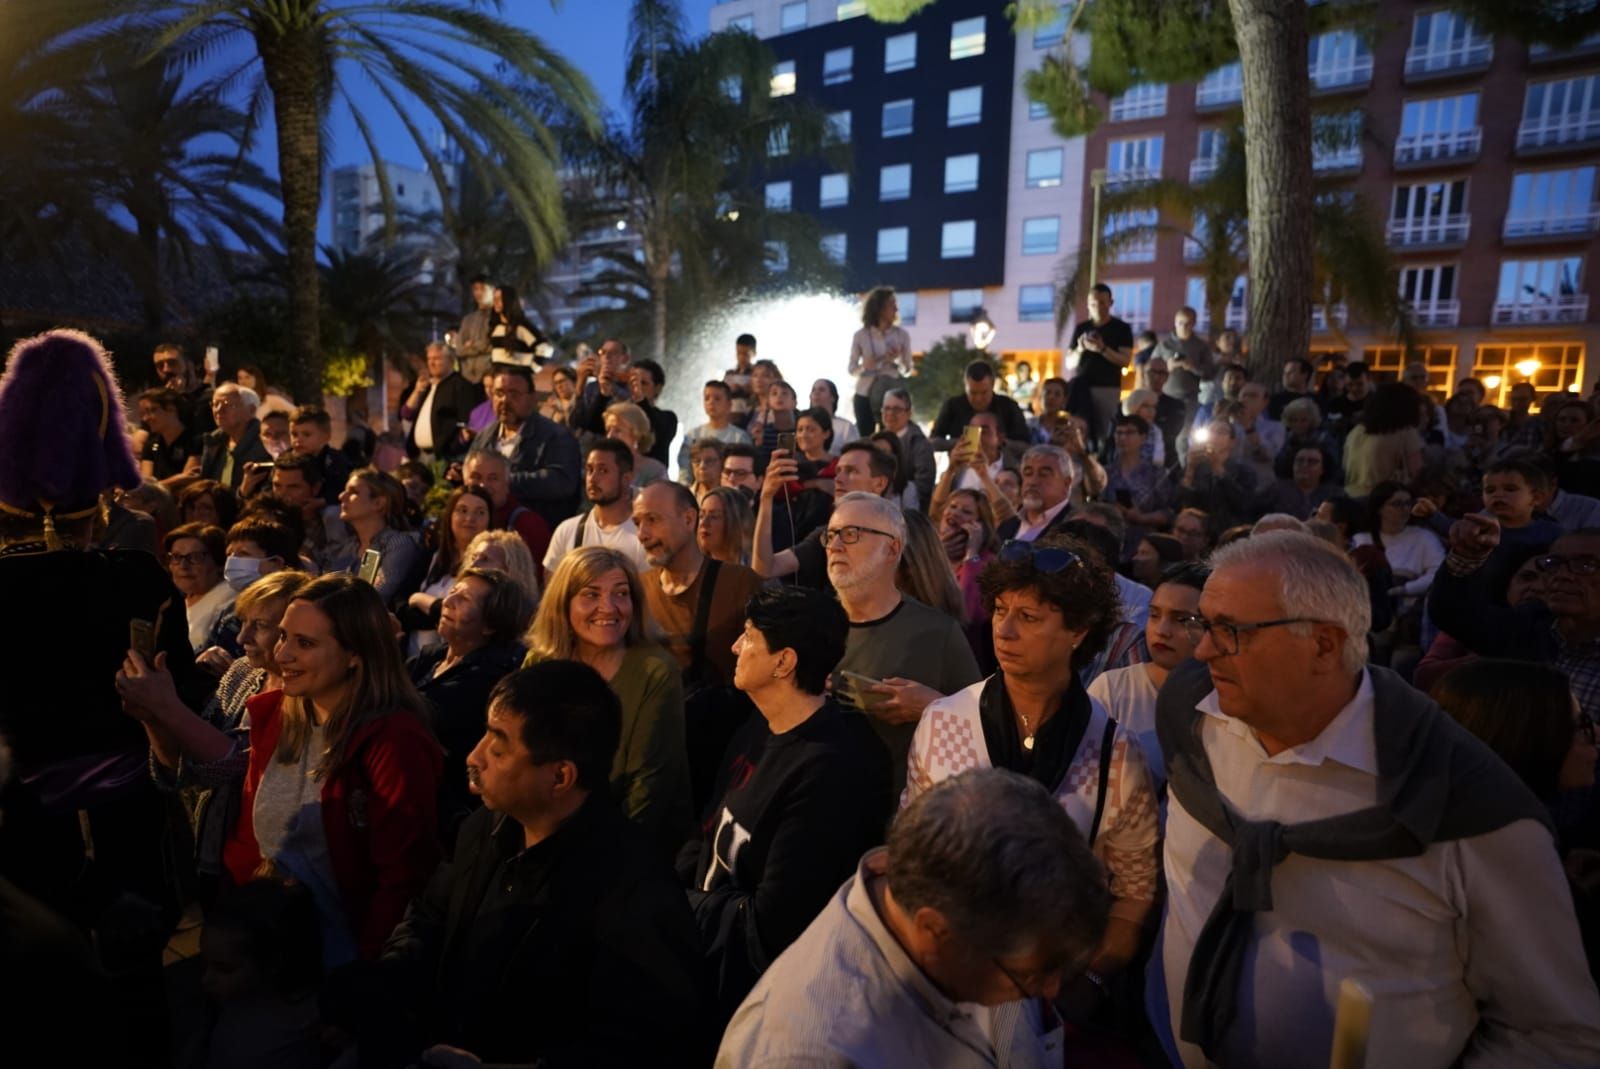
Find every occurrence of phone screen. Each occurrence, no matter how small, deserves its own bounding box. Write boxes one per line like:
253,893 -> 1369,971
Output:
961,426 -> 983,453
129,619 -> 156,661
775,432 -> 797,455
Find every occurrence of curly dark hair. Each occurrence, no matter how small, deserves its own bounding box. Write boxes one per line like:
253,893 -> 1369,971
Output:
978,533 -> 1121,671
861,286 -> 898,328
1361,382 -> 1424,435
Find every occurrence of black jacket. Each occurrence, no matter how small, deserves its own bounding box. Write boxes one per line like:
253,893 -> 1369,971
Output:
198,419 -> 271,490
341,799 -> 709,1067
469,416 -> 581,531
997,501 -> 1075,542
931,392 -> 1032,446
406,372 -> 481,461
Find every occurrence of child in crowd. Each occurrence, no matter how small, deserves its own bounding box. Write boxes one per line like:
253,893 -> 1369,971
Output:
201,879 -> 324,1069
1482,455 -> 1565,549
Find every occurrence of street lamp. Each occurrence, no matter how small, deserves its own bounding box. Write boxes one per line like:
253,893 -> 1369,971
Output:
1088,168 -> 1108,288
969,309 -> 997,352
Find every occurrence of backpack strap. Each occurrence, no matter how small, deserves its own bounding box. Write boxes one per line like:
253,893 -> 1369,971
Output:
687,558 -> 723,685
572,507 -> 591,549
1087,717 -> 1117,848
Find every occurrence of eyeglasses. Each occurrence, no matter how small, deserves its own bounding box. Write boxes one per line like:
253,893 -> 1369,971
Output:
1181,616 -> 1324,655
1535,554 -> 1600,577
880,403 -> 910,414
491,388 -> 529,400
997,540 -> 1081,574
1578,713 -> 1597,746
166,552 -> 211,567
822,524 -> 897,547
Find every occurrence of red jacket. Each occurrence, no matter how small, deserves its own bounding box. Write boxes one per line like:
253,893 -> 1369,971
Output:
223,689 -> 443,958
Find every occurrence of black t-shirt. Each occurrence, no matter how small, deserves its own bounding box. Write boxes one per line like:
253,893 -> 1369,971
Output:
140,430 -> 200,480
1069,316 -> 1135,388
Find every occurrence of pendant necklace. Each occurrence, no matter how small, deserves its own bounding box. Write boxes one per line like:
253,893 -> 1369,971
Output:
1018,710 -> 1038,751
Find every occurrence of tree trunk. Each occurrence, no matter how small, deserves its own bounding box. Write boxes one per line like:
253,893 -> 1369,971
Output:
650,239 -> 670,363
1229,0 -> 1313,387
260,28 -> 325,403
134,211 -> 165,338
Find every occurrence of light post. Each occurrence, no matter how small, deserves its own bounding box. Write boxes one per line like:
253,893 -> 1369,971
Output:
1089,168 -> 1108,288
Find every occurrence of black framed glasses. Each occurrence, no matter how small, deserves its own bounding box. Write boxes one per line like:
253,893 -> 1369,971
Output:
1181,616 -> 1323,655
822,524 -> 897,547
998,540 -> 1081,574
1535,554 -> 1600,577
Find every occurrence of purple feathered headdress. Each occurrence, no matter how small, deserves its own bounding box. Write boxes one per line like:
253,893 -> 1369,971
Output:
0,329 -> 141,531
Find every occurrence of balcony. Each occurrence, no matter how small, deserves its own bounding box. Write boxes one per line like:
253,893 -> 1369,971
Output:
1529,35 -> 1600,64
1311,303 -> 1349,332
1404,39 -> 1493,82
1493,295 -> 1589,324
1394,128 -> 1482,168
1504,209 -> 1600,241
1408,298 -> 1461,327
1105,167 -> 1160,189
1310,54 -> 1373,93
1195,68 -> 1243,110
1517,112 -> 1600,154
1386,213 -> 1470,247
1189,157 -> 1220,183
1109,234 -> 1158,264
1313,145 -> 1364,175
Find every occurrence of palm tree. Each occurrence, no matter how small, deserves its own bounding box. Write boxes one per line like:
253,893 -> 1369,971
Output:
563,0 -> 844,361
49,0 -> 599,399
318,244 -> 445,365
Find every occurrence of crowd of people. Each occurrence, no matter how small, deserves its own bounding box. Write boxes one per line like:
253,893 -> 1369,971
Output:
2,272 -> 1600,1069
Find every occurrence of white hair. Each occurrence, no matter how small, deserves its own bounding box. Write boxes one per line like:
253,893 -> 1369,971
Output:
219,383 -> 260,412
1208,530 -> 1370,673
1022,444 -> 1072,473
1121,388 -> 1157,416
1250,513 -> 1308,536
835,491 -> 906,557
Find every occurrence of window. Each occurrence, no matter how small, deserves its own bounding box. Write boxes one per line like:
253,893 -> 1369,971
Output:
1105,209 -> 1158,263
1022,216 -> 1060,255
1506,168 -> 1598,238
1407,11 -> 1492,76
1309,30 -> 1373,90
1029,98 -> 1049,120
1387,179 -> 1468,245
827,110 -> 851,144
1521,75 -> 1600,150
882,99 -> 914,138
821,233 -> 847,265
1026,147 -> 1065,188
1473,342 -> 1585,405
880,163 -> 911,201
780,2 -> 807,32
1398,92 -> 1481,164
885,32 -> 917,73
820,173 -> 849,208
898,292 -> 918,324
823,47 -> 853,85
950,16 -> 986,59
1313,111 -> 1365,172
765,181 -> 792,212
1191,127 -> 1226,181
948,86 -> 983,126
1495,257 -> 1586,324
1019,285 -> 1054,322
727,14 -> 754,32
1364,345 -> 1456,396
770,60 -> 796,97
951,289 -> 983,321
767,124 -> 790,157
942,220 -> 977,258
1107,281 -> 1154,333
1034,4 -> 1067,47
944,154 -> 980,194
1109,84 -> 1167,121
1107,135 -> 1162,183
1400,264 -> 1459,326
877,227 -> 909,264
766,241 -> 789,272
836,0 -> 867,17
1197,63 -> 1243,108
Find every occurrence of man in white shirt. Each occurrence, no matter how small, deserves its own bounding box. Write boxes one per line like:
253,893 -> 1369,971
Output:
718,769 -> 1109,1069
543,439 -> 648,575
1156,531 -> 1600,1068
676,380 -> 751,481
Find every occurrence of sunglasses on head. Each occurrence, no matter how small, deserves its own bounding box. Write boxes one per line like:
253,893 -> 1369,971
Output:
998,540 -> 1081,574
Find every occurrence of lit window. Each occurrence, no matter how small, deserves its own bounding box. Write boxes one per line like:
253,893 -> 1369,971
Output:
727,14 -> 754,32
951,289 -> 983,321
768,124 -> 790,156
836,0 -> 867,17
941,220 -> 977,258
1029,98 -> 1049,120
822,233 -> 847,264
765,181 -> 792,212
827,110 -> 852,143
1022,216 -> 1060,255
823,47 -> 853,85
944,154 -> 980,193
882,99 -> 914,138
885,32 -> 917,73
1019,285 -> 1054,322
877,227 -> 909,263
880,163 -> 911,201
898,292 -> 918,324
1026,147 -> 1064,188
770,61 -> 796,97
820,173 -> 849,207
1108,280 -> 1155,332
766,241 -> 789,272
780,2 -> 807,32
951,17 -> 986,59
1108,83 -> 1167,122
948,87 -> 983,127
1034,4 -> 1067,47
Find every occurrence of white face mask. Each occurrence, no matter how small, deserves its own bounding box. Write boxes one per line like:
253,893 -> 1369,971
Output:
223,554 -> 265,592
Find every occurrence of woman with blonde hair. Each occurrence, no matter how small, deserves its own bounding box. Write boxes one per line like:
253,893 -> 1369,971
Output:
524,545 -> 690,855
322,467 -> 423,609
603,401 -> 668,487
697,486 -> 754,566
895,509 -> 965,621
460,528 -> 542,606
221,574 -> 442,963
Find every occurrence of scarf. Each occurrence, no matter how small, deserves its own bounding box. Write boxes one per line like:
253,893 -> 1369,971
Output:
977,670 -> 1094,793
1155,660 -> 1552,1060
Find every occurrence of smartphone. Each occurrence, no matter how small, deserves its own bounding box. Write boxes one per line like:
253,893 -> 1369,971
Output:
1115,488 -> 1134,508
960,425 -> 983,454
203,346 -> 220,373
839,669 -> 889,709
775,432 -> 797,455
357,548 -> 382,584
129,619 -> 156,662
1191,426 -> 1211,446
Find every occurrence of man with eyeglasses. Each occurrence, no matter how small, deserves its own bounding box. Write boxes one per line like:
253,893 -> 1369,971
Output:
196,382 -> 271,492
878,388 -> 935,512
719,769 -> 1110,1069
469,364 -> 581,530
1431,512 -> 1600,721
752,441 -> 896,590
1156,531 -> 1600,1068
825,493 -> 980,792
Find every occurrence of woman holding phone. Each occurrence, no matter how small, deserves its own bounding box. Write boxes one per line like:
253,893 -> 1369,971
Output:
1100,414 -> 1173,560
320,467 -> 423,610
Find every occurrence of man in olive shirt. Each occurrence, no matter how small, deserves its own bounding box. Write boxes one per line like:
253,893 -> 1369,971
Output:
825,493 -> 981,791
